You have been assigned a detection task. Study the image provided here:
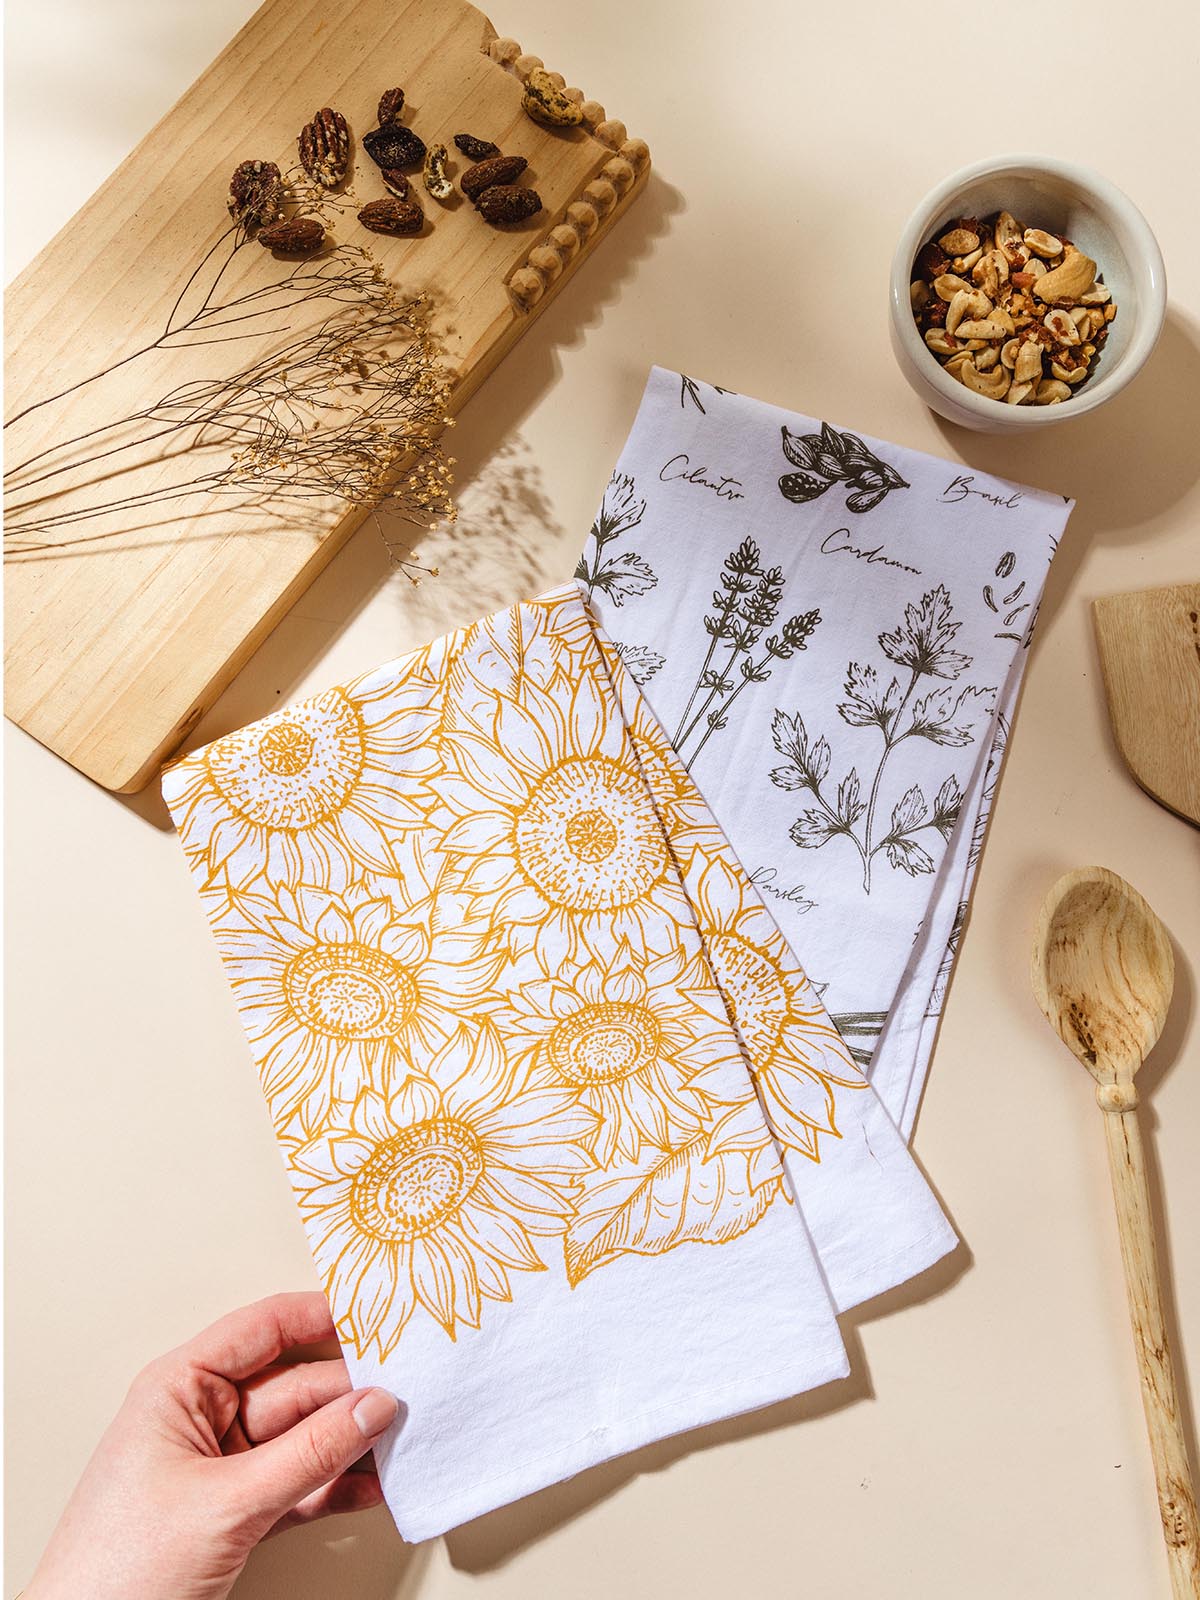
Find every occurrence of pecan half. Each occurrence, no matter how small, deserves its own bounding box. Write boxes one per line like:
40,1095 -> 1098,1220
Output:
257,217 -> 326,253
380,169 -> 412,200
227,160 -> 282,228
358,198 -> 423,236
461,153 -> 527,202
298,108 -> 350,189
454,132 -> 499,162
476,184 -> 542,225
377,86 -> 405,124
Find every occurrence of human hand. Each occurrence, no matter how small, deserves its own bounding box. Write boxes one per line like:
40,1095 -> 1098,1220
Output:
26,1291 -> 399,1600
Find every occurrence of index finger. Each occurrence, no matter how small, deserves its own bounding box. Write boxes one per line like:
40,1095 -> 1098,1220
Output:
180,1292 -> 337,1381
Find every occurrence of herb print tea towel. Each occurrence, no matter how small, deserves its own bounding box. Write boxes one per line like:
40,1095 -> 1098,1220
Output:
163,586 -> 952,1539
578,367 -> 1071,1137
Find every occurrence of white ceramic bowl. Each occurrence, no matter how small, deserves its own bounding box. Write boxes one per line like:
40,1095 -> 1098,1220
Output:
888,155 -> 1167,432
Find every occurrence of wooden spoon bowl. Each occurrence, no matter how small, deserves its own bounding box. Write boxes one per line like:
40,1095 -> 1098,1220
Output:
1032,865 -> 1197,1596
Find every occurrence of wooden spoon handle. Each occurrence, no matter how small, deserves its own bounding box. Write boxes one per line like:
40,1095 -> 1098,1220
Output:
1102,1098 -> 1200,1597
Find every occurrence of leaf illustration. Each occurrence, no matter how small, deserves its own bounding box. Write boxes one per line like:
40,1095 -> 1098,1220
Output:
810,736 -> 832,785
879,585 -> 972,680
770,764 -> 807,792
771,707 -> 811,769
590,551 -> 657,606
612,642 -> 665,686
883,835 -> 936,876
836,769 -> 865,826
838,663 -> 902,731
932,775 -> 963,837
890,783 -> 928,834
564,1140 -> 775,1286
791,810 -> 839,848
908,684 -> 993,746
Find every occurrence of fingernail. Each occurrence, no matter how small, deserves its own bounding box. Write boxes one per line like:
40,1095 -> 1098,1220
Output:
352,1388 -> 399,1439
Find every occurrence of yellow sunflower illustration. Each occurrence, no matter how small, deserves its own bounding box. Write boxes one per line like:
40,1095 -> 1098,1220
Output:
495,934 -> 736,1166
163,662 -> 443,890
430,663 -> 692,963
684,852 -> 865,1161
216,881 -> 504,1134
291,1023 -> 597,1354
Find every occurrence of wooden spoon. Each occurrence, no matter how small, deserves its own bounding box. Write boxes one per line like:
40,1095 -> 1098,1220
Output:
1032,865 -> 1198,1597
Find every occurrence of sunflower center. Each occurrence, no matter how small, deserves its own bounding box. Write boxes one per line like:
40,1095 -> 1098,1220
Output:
547,1001 -> 662,1085
564,808 -> 618,863
514,757 -> 667,911
705,931 -> 789,1060
283,943 -> 418,1040
350,1118 -> 484,1243
258,721 -> 315,776
203,690 -> 366,830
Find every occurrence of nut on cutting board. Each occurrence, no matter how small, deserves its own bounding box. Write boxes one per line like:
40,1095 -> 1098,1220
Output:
3,0 -> 652,793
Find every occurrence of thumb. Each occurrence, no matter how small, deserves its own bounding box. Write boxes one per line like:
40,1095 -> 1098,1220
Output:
232,1387 -> 399,1526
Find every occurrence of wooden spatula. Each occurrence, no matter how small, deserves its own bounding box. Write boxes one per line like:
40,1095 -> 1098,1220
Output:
1032,866 -> 1199,1596
1093,582 -> 1200,827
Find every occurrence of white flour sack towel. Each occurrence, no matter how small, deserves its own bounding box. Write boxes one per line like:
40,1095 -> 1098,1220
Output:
577,366 -> 1072,1137
164,589 -> 862,1541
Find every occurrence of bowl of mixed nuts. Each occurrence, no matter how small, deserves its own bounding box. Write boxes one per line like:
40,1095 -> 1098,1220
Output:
889,155 -> 1166,431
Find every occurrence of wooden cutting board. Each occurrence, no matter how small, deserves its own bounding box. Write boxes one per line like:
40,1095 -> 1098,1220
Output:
1093,582 -> 1200,827
4,0 -> 650,792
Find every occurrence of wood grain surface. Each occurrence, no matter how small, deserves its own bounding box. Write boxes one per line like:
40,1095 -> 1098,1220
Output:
3,0 -> 649,793
1093,582 -> 1200,827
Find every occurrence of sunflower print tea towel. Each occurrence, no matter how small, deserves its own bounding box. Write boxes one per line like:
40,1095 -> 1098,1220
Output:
164,586 -> 954,1538
579,367 -> 1072,1137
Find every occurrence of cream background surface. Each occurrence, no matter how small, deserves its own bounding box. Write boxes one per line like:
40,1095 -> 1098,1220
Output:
5,1 -> 1199,1595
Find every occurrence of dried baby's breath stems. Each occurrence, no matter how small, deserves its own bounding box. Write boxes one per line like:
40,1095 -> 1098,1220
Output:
4,173 -> 456,581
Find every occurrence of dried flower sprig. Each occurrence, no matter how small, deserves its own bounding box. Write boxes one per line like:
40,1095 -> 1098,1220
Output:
4,168 -> 455,581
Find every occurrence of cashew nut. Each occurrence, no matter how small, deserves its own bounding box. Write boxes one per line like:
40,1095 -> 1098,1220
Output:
925,328 -> 960,356
1050,358 -> 1088,384
956,318 -> 1011,340
1024,227 -> 1063,259
1006,380 -> 1035,405
943,352 -> 974,383
1044,308 -> 1081,346
1081,282 -> 1112,305
974,345 -> 1000,372
946,289 -> 990,335
1034,248 -> 1098,305
1035,379 -> 1072,404
1001,337 -> 1020,369
933,272 -> 974,301
1014,341 -> 1044,385
961,361 -> 1011,399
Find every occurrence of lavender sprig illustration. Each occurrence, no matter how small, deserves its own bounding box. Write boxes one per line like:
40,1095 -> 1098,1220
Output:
672,538 -> 821,768
778,421 -> 908,514
770,585 -> 994,891
575,472 -> 656,606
